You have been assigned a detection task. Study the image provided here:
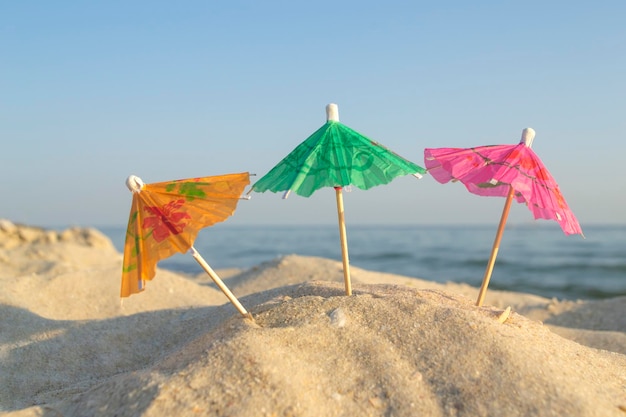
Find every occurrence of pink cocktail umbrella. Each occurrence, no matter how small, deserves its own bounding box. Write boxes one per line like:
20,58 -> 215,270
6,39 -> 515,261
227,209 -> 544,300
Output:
424,128 -> 583,306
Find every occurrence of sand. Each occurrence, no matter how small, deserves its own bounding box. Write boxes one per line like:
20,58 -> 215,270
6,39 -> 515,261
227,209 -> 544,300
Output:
1,220 -> 625,416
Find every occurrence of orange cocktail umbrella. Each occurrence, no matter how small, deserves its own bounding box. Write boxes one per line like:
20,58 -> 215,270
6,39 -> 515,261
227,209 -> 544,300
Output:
121,172 -> 252,319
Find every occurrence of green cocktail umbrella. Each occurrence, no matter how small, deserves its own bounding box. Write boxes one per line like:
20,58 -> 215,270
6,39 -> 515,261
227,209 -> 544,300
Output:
251,103 -> 426,295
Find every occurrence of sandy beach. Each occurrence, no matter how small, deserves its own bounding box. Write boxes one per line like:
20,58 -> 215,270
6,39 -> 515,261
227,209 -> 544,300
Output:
1,220 -> 625,416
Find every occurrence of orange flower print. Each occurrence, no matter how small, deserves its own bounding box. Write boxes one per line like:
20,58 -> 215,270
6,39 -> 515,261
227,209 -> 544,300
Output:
143,199 -> 191,242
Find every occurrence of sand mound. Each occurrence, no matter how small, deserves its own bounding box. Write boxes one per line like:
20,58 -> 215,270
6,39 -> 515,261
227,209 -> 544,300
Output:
13,282 -> 626,417
1,222 -> 625,416
0,223 -> 236,412
0,220 -> 113,250
0,221 -> 228,320
0,220 -> 120,278
223,253 -> 546,303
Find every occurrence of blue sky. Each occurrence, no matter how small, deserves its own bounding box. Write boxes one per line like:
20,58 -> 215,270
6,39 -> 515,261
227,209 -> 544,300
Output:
1,1 -> 624,229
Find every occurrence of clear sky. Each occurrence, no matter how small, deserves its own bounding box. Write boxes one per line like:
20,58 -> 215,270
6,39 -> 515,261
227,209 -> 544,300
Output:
1,1 -> 624,228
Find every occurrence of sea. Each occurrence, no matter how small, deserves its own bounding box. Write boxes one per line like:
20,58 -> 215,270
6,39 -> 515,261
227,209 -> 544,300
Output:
100,223 -> 625,301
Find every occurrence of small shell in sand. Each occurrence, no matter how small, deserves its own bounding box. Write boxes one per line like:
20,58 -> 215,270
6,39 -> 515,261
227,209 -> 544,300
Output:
497,306 -> 512,323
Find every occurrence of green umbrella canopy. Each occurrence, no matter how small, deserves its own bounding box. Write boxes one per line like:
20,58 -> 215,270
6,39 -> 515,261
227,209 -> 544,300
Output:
251,104 -> 426,197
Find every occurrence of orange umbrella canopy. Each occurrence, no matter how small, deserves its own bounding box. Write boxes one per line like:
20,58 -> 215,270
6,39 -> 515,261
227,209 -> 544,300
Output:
121,172 -> 250,297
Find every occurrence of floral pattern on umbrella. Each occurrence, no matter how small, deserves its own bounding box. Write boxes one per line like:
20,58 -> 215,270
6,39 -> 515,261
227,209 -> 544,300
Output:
122,172 -> 250,298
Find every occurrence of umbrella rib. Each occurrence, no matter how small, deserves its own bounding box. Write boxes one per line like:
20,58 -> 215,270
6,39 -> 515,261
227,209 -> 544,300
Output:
471,148 -> 559,193
467,146 -> 580,234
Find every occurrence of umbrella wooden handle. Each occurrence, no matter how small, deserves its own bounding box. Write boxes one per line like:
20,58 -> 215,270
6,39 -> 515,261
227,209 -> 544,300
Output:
476,186 -> 515,307
335,187 -> 352,296
190,247 -> 253,320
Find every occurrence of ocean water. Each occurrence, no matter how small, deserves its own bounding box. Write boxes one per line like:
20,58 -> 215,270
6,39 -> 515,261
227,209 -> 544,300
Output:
101,224 -> 625,301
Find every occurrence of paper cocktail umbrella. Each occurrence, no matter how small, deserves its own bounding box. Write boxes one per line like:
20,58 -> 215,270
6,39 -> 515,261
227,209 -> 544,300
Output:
121,172 -> 252,319
424,128 -> 583,306
251,103 -> 426,295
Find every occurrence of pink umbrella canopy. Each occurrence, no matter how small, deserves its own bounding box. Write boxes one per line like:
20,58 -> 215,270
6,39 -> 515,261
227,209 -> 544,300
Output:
424,128 -> 582,236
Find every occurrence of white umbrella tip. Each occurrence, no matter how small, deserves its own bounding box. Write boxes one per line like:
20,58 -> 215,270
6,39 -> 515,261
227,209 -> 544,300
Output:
521,127 -> 536,147
126,175 -> 145,193
326,103 -> 339,122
